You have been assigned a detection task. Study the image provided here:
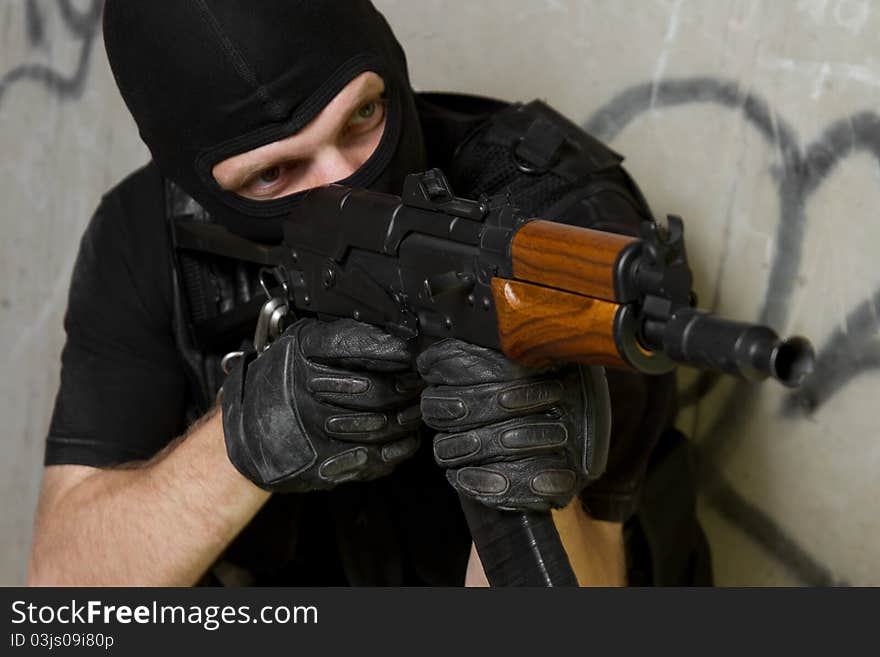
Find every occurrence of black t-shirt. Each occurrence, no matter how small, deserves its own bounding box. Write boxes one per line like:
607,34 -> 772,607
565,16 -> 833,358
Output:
47,162 -> 189,465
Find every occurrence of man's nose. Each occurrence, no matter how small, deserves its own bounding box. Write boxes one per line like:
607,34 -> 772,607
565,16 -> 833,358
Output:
313,146 -> 362,185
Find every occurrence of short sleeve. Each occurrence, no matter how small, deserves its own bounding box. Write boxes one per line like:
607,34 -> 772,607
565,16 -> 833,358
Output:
45,164 -> 189,466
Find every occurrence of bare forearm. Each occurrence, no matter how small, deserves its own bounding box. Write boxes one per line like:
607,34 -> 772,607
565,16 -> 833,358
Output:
552,502 -> 626,586
28,408 -> 270,586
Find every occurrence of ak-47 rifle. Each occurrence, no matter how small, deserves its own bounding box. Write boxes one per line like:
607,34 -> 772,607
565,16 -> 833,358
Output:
176,168 -> 815,586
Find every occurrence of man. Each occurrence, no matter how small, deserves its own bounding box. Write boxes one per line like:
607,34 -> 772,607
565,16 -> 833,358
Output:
29,0 -> 708,586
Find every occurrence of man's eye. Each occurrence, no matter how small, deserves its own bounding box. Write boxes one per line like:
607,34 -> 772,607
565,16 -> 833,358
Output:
356,101 -> 377,120
258,166 -> 281,184
240,163 -> 298,199
349,99 -> 384,129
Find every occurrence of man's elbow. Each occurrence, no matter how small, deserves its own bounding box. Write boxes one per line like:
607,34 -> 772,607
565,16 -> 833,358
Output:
26,537 -> 66,587
27,464 -> 103,586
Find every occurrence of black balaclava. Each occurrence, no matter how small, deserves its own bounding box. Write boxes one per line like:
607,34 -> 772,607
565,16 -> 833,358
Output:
103,0 -> 426,242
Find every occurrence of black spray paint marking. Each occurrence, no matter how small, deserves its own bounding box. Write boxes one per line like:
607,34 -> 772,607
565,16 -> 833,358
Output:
25,0 -> 45,46
0,0 -> 103,108
56,0 -> 104,39
785,288 -> 880,414
584,78 -> 880,584
701,463 -> 848,586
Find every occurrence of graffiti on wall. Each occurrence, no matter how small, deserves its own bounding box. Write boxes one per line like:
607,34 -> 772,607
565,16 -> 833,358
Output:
0,0 -> 103,108
585,79 -> 880,585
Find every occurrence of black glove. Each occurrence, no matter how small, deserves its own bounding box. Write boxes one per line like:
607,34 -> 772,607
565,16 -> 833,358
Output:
577,369 -> 677,522
222,318 -> 423,493
417,339 -> 611,512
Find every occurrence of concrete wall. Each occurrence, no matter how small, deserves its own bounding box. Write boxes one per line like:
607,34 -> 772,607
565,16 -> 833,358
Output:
1,0 -> 877,585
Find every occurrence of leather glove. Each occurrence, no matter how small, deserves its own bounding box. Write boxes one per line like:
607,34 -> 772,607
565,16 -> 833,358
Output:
577,370 -> 677,522
417,339 -> 611,512
222,318 -> 423,493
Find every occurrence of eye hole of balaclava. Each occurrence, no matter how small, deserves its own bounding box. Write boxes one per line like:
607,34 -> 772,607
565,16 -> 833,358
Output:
210,71 -> 391,204
103,0 -> 426,242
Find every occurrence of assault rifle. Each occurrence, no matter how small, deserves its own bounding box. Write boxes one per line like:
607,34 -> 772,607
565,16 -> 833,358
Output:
176,168 -> 815,586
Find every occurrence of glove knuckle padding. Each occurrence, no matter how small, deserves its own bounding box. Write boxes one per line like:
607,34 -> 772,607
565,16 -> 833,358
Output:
306,362 -> 418,411
421,377 -> 565,430
433,417 -> 568,465
379,434 -> 421,464
448,458 -> 578,512
420,338 -> 612,512
221,318 -> 422,493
